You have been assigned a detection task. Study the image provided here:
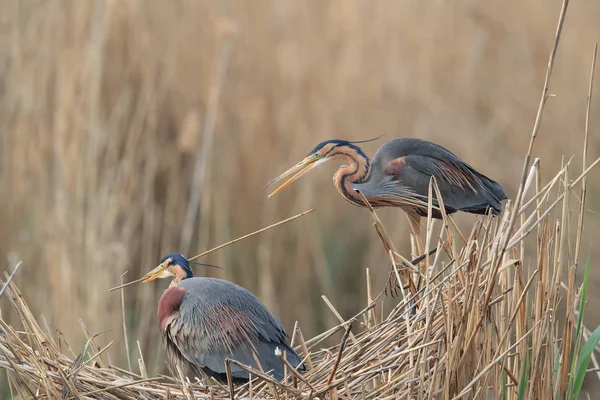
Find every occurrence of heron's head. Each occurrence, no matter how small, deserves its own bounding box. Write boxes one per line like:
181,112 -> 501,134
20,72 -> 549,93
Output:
266,139 -> 367,197
142,253 -> 193,284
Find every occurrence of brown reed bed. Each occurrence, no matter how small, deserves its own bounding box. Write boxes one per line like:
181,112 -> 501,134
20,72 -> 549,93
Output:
2,126 -> 600,399
2,1 -> 600,390
3,1 -> 600,399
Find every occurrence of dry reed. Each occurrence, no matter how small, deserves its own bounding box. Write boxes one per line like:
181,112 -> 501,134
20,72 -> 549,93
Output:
2,0 -> 600,398
2,0 -> 600,388
2,140 -> 600,398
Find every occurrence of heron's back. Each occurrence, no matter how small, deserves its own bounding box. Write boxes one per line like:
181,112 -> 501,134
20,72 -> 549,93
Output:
362,138 -> 506,215
164,277 -> 304,382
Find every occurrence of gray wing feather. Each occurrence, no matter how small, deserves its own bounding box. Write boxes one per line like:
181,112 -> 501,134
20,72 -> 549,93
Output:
166,278 -> 303,381
368,138 -> 506,213
191,339 -> 301,380
404,155 -> 502,210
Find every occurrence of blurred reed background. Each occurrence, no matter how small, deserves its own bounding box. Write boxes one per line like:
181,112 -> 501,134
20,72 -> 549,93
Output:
1,0 -> 600,390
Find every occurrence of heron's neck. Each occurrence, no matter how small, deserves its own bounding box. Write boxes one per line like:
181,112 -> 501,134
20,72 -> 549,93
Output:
172,266 -> 193,284
331,145 -> 371,207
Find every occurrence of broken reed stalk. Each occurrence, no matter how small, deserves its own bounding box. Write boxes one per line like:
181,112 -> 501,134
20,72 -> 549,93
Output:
327,320 -> 354,385
109,208 -> 314,292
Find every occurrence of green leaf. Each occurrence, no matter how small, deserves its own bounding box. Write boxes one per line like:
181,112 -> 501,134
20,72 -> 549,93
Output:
554,341 -> 561,382
517,347 -> 529,400
571,325 -> 600,400
568,255 -> 591,398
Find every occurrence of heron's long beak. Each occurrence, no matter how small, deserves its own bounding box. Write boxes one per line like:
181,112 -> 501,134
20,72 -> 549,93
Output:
142,263 -> 168,283
265,154 -> 327,198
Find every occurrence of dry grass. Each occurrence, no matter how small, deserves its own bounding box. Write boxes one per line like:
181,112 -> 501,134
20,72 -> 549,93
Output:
2,142 -> 600,398
2,0 -> 600,398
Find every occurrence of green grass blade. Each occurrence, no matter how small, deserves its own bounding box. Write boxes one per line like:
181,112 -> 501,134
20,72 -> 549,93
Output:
567,255 -> 591,398
516,348 -> 529,400
554,343 -> 561,385
571,325 -> 600,399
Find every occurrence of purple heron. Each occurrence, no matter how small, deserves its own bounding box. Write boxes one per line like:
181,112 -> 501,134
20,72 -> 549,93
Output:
266,137 -> 506,254
143,253 -> 305,383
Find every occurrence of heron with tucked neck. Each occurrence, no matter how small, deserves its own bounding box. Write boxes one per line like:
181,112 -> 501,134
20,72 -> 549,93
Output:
143,253 -> 305,383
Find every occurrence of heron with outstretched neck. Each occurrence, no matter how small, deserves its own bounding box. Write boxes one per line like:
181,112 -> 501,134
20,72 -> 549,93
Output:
266,137 -> 506,258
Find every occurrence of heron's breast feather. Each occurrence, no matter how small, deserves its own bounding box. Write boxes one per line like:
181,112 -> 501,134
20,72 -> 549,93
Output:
158,285 -> 187,331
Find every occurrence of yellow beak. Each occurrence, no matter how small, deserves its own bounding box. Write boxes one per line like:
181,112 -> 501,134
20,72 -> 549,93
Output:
142,263 -> 167,283
265,154 -> 326,198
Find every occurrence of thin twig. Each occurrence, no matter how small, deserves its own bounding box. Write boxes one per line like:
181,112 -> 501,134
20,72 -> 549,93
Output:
327,320 -> 354,385
0,262 -> 22,299
188,209 -> 314,261
120,270 -> 132,371
108,209 -> 315,292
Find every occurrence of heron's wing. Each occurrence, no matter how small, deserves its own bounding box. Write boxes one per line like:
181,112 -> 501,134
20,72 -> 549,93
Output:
168,305 -> 299,380
168,281 -> 303,381
383,154 -> 504,214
